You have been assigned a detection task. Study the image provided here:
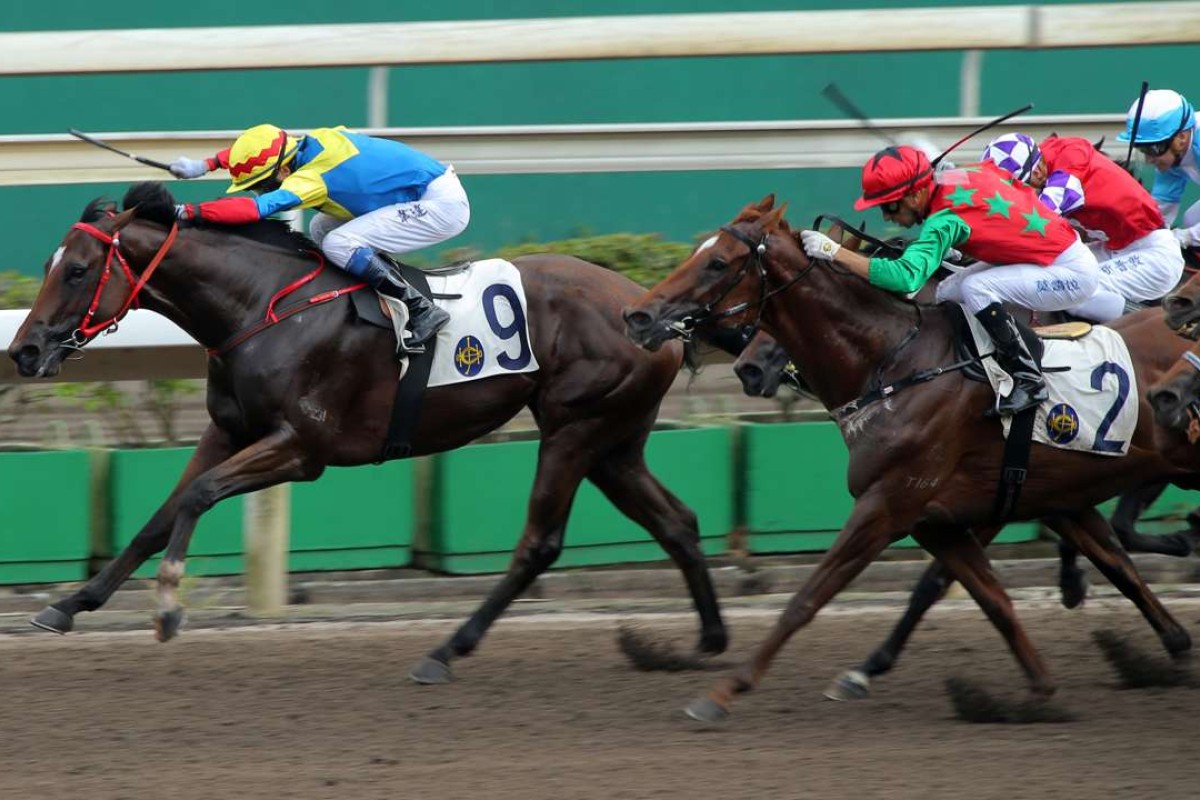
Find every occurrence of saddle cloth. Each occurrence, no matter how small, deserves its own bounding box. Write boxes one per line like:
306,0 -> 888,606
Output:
965,314 -> 1138,456
387,258 -> 540,388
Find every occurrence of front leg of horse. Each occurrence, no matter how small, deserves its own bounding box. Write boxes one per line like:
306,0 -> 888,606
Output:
686,499 -> 896,722
31,425 -> 235,634
154,428 -> 309,642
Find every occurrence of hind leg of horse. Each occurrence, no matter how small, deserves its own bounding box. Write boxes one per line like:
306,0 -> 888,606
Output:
1110,479 -> 1195,557
410,432 -> 592,684
588,441 -> 726,655
154,427 -> 311,642
1046,510 -> 1191,657
915,523 -> 1055,696
30,425 -> 236,634
826,524 -> 1001,701
685,492 -> 898,722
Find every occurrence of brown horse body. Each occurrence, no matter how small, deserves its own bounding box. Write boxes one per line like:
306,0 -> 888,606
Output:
9,183 -> 727,680
625,196 -> 1197,721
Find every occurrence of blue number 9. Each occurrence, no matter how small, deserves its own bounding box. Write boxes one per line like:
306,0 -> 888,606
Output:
483,283 -> 532,370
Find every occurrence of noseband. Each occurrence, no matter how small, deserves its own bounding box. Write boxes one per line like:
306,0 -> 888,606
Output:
68,220 -> 179,344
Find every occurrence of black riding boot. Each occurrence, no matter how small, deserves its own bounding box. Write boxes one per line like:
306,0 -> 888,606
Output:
975,302 -> 1047,416
361,253 -> 450,354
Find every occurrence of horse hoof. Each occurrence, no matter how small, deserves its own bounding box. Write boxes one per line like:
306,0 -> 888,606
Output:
684,696 -> 730,723
1059,570 -> 1088,610
30,606 -> 73,635
154,609 -> 185,642
698,630 -> 729,656
824,669 -> 871,701
409,656 -> 454,685
1165,628 -> 1193,658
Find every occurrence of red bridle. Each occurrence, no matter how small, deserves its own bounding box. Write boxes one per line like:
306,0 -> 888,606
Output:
67,220 -> 179,344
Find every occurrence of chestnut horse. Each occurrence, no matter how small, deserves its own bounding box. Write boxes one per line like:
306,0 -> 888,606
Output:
9,182 -> 728,683
1149,274 -> 1200,443
625,196 -> 1198,721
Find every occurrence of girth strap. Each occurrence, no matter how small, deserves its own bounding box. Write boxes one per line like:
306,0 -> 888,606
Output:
381,265 -> 437,461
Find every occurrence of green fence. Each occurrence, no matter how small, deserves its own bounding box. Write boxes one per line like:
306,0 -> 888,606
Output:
3,422 -> 1200,584
741,421 -> 1040,552
108,448 -> 415,578
415,427 -> 734,573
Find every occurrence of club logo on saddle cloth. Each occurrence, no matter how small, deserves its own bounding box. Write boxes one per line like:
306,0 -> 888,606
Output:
421,259 -> 540,388
966,316 -> 1138,456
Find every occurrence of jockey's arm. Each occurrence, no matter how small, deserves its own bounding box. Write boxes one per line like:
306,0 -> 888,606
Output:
177,172 -> 327,225
206,147 -> 232,173
833,211 -> 968,294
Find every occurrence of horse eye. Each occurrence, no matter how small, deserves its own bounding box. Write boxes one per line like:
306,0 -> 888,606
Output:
66,263 -> 88,284
707,258 -> 728,272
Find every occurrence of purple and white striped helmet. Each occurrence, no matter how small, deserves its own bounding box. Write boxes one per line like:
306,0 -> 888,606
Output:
981,133 -> 1042,183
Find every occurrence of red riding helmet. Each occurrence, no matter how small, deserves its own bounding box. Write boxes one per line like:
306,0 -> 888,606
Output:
854,145 -> 935,211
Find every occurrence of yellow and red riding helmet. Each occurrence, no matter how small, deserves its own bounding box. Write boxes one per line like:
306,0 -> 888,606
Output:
854,145 -> 935,211
225,124 -> 301,193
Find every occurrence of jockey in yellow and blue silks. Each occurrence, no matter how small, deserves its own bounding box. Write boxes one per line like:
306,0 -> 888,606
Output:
169,124 -> 470,353
1116,90 -> 1200,251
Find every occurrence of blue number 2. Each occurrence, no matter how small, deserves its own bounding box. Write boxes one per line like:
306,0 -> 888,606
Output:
483,283 -> 532,370
1090,361 -> 1130,453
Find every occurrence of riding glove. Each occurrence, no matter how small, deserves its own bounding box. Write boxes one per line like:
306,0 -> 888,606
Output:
1173,226 -> 1199,249
800,230 -> 841,261
174,203 -> 197,221
169,157 -> 210,179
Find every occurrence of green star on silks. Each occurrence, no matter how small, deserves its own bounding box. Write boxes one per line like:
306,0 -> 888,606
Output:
1021,206 -> 1049,236
983,191 -> 1014,218
945,185 -> 977,208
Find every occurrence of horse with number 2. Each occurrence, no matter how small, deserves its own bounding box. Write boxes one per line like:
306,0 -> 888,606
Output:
624,195 -> 1200,722
7,182 -> 729,683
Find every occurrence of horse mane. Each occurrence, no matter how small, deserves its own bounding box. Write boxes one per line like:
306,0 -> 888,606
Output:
79,197 -> 116,223
116,182 -> 317,252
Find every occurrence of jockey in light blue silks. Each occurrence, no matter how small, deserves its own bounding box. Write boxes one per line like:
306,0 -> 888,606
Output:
1116,89 -> 1200,250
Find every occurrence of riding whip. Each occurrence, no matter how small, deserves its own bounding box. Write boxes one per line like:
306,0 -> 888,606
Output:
68,129 -> 174,172
1123,80 -> 1150,170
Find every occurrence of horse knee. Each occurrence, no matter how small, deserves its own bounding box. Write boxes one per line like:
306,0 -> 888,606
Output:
513,529 -> 564,572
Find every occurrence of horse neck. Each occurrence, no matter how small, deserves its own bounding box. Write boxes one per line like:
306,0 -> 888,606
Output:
760,247 -> 925,409
122,224 -> 311,350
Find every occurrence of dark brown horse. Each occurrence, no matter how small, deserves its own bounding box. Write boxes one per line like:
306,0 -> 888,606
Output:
624,196 -> 1199,721
1149,273 -> 1200,440
9,182 -> 728,682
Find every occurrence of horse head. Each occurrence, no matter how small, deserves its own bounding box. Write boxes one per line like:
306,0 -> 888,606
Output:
623,194 -> 797,351
1148,345 -> 1200,437
733,329 -> 800,398
1162,270 -> 1200,339
7,197 -> 158,378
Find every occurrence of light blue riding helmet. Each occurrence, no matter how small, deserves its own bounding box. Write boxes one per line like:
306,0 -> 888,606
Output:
1117,89 -> 1196,144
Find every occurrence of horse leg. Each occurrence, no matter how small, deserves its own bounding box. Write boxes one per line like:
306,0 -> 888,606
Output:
587,441 -> 727,655
1057,539 -> 1088,610
30,424 -> 236,634
914,523 -> 1055,696
1046,510 -> 1191,657
825,524 -> 999,700
154,427 -> 311,642
409,431 -> 592,684
1111,479 -> 1197,557
685,493 -> 898,722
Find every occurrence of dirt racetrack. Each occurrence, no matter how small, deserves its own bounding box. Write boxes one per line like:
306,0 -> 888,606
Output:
0,602 -> 1195,800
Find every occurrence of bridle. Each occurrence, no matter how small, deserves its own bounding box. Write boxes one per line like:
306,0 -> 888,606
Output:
670,222 -> 816,339
67,219 -> 179,345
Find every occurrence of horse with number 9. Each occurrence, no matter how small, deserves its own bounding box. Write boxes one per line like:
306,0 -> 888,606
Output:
8,182 -> 728,682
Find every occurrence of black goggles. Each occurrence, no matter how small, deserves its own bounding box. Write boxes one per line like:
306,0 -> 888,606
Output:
1135,107 -> 1189,157
881,200 -> 902,214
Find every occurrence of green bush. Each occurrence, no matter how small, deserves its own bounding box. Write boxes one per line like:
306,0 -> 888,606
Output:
0,271 -> 42,309
494,233 -> 693,288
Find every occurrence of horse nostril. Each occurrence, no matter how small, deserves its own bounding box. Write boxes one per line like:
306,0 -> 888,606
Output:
623,309 -> 653,331
735,364 -> 764,395
1165,294 -> 1194,316
1150,388 -> 1181,412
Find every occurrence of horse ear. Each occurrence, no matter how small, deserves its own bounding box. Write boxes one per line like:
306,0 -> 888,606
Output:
110,208 -> 138,232
756,194 -> 776,212
762,202 -> 789,229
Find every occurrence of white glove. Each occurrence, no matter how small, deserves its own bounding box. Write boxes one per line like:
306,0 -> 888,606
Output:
168,156 -> 210,179
1172,226 -> 1199,249
800,230 -> 841,261
946,247 -> 964,262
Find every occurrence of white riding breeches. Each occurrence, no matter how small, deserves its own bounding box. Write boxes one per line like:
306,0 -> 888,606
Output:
1066,227 -> 1186,321
934,239 -> 1099,315
309,166 -> 471,269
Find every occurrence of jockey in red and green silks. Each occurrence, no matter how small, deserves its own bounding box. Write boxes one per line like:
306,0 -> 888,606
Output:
799,145 -> 1102,416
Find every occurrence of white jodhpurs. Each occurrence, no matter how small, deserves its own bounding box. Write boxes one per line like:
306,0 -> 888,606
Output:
1067,228 -> 1185,321
934,239 -> 1100,315
309,166 -> 471,269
